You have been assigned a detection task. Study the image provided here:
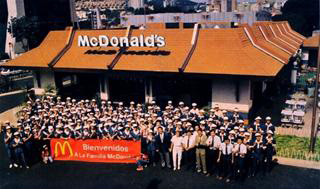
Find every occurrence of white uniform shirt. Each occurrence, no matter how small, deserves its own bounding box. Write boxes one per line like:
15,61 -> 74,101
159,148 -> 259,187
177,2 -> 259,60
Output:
220,143 -> 233,155
206,135 -> 221,150
171,135 -> 184,149
233,143 -> 247,156
183,135 -> 195,149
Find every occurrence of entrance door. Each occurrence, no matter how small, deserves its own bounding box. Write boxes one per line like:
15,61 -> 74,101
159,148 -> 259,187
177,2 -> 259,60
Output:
153,77 -> 211,108
55,72 -> 100,100
109,77 -> 145,105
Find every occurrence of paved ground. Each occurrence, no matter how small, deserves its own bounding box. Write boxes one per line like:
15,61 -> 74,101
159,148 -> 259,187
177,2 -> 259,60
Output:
0,138 -> 319,189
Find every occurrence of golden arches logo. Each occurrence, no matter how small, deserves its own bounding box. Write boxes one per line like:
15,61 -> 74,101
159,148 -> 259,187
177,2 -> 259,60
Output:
54,141 -> 74,157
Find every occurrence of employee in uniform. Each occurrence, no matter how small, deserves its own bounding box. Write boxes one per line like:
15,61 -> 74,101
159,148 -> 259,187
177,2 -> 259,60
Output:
206,129 -> 221,176
233,138 -> 247,180
183,129 -> 195,170
11,132 -> 29,169
265,130 -> 276,172
4,126 -> 17,168
170,130 -> 184,170
21,126 -> 33,165
250,133 -> 265,177
195,129 -> 208,174
217,138 -> 233,183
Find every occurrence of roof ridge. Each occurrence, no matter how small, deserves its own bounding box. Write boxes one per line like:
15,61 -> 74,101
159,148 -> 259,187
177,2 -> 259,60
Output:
243,26 -> 286,64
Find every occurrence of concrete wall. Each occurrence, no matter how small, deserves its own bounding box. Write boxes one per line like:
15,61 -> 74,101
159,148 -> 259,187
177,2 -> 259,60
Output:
121,11 -> 257,26
211,78 -> 252,113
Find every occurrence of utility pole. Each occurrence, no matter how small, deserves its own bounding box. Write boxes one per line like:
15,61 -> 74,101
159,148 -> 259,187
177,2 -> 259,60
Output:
309,34 -> 320,153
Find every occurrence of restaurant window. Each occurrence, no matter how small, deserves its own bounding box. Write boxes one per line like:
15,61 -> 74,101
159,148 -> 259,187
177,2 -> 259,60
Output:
165,23 -> 180,29
183,23 -> 196,28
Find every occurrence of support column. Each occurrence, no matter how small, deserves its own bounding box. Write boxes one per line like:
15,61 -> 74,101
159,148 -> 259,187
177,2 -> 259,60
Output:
144,78 -> 153,104
100,76 -> 110,101
211,79 -> 214,108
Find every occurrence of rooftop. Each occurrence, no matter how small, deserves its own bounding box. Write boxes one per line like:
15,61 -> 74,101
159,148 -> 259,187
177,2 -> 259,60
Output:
2,21 -> 304,77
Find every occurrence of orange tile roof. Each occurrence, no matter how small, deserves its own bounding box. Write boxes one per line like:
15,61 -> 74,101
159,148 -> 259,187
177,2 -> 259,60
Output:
113,29 -> 193,72
2,31 -> 68,68
274,23 -> 302,45
53,29 -> 127,70
240,24 -> 290,63
184,28 -> 284,76
276,22 -> 303,43
253,22 -> 296,54
303,35 -> 320,48
269,23 -> 300,49
3,24 -> 289,77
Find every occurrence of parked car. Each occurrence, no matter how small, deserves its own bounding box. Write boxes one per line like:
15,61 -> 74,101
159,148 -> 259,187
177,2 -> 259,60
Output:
0,68 -> 23,76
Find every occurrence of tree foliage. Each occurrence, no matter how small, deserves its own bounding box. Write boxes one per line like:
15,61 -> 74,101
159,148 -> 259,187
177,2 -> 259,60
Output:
272,0 -> 319,37
7,16 -> 41,51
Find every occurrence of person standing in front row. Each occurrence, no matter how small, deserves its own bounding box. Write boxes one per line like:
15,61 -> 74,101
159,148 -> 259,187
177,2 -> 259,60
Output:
195,129 -> 208,174
155,127 -> 171,168
183,130 -> 195,170
170,130 -> 184,170
232,138 -> 247,180
217,138 -> 233,183
11,132 -> 29,169
206,130 -> 221,176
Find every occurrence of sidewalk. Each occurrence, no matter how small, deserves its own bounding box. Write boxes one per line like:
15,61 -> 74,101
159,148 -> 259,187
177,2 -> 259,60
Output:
275,156 -> 320,170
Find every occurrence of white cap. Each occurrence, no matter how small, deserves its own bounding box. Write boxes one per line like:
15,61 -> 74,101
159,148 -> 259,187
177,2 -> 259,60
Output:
267,130 -> 273,134
223,117 -> 229,121
192,103 -> 197,107
255,116 -> 262,120
266,116 -> 271,120
179,101 -> 184,105
255,133 -> 261,137
229,130 -> 235,134
168,100 -> 172,104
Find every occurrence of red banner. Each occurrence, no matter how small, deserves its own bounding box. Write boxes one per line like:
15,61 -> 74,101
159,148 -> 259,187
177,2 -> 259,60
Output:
50,139 -> 141,163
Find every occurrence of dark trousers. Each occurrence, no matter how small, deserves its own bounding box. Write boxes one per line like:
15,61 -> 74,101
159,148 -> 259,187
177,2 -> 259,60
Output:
252,154 -> 264,176
14,148 -> 27,167
266,154 -> 273,172
219,154 -> 232,178
233,156 -> 245,179
183,148 -> 195,170
159,151 -> 171,168
147,149 -> 156,165
207,149 -> 218,175
23,141 -> 33,164
5,145 -> 15,164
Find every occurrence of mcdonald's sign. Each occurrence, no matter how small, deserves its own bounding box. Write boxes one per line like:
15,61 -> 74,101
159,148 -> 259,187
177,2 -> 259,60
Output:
54,141 -> 74,158
50,139 -> 141,163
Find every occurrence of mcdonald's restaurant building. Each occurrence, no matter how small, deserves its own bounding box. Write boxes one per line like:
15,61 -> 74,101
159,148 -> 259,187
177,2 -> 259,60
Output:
2,21 -> 305,116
